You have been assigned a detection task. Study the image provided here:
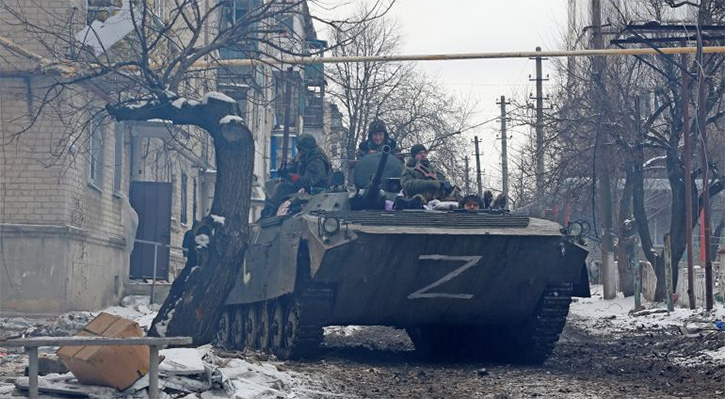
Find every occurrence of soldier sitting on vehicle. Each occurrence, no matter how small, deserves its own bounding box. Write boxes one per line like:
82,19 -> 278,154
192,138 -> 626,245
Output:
357,119 -> 399,158
458,194 -> 483,211
262,134 -> 331,218
400,144 -> 453,203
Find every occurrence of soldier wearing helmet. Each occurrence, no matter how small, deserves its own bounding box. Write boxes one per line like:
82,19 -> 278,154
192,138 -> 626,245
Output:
400,144 -> 453,202
262,134 -> 331,217
356,119 -> 398,158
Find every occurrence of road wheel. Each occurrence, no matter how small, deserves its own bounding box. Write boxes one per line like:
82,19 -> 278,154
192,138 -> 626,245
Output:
217,308 -> 233,349
230,306 -> 246,350
269,299 -> 286,355
243,304 -> 259,350
277,299 -> 302,359
257,302 -> 271,351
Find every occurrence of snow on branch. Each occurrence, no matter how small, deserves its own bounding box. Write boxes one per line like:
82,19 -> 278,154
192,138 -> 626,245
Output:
203,92 -> 236,105
220,115 -> 244,125
643,155 -> 667,169
211,215 -> 226,225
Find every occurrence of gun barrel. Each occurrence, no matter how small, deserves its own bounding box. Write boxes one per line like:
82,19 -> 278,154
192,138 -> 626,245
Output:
363,145 -> 391,201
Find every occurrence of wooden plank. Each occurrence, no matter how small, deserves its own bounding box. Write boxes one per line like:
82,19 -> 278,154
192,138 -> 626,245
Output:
15,381 -> 90,398
1,336 -> 192,347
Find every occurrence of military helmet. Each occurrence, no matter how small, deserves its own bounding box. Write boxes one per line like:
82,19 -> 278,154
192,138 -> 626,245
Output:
296,134 -> 317,152
410,143 -> 427,158
368,120 -> 387,137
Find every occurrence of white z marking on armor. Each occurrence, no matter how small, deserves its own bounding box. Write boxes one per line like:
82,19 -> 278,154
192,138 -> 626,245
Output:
407,255 -> 482,300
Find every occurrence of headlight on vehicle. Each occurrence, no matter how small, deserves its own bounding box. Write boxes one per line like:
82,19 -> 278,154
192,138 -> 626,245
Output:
322,217 -> 340,236
567,221 -> 583,237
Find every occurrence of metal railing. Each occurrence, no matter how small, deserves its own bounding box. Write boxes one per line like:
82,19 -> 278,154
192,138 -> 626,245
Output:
133,239 -> 183,304
2,336 -> 191,399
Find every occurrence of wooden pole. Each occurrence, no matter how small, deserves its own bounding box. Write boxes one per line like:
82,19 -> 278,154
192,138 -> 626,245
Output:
664,233 -> 674,311
497,96 -> 510,197
533,49 -> 545,195
473,136 -> 483,198
681,45 -> 696,310
696,35 -> 714,311
631,239 -> 641,310
464,156 -> 470,194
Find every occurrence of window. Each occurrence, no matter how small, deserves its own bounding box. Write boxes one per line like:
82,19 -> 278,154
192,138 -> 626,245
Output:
113,124 -> 123,194
86,0 -> 123,25
88,117 -> 104,188
269,135 -> 297,176
224,0 -> 251,28
275,13 -> 294,35
180,172 -> 188,225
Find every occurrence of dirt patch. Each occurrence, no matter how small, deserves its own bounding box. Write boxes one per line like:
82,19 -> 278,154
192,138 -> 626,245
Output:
288,317 -> 725,399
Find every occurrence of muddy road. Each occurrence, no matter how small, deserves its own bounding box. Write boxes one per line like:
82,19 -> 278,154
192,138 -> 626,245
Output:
288,313 -> 724,399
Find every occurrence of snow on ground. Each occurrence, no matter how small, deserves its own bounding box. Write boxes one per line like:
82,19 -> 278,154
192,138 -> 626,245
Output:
570,285 -> 725,336
1,296 -> 332,399
2,289 -> 724,397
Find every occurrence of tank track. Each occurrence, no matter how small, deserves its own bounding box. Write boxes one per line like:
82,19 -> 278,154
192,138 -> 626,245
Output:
216,284 -> 334,360
522,282 -> 573,364
284,284 -> 334,359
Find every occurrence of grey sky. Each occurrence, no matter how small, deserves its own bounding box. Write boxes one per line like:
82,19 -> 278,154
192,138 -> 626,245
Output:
313,1 -> 569,188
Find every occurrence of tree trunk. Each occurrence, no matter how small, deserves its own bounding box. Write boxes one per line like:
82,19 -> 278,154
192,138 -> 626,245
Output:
149,124 -> 254,344
632,131 -> 662,298
617,168 -> 634,296
108,96 -> 254,345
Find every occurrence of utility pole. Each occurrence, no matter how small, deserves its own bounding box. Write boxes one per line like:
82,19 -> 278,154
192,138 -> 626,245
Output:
591,0 -> 616,300
497,96 -> 510,197
464,156 -> 471,194
473,136 -> 483,198
529,47 -> 547,197
696,28 -> 714,310
681,44 -> 696,309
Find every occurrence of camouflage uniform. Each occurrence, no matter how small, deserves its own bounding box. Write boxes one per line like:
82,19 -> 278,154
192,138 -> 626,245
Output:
400,158 -> 451,202
286,145 -> 332,191
264,135 -> 331,217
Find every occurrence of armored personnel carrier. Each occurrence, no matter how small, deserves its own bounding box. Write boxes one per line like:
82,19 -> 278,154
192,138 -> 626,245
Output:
217,148 -> 590,364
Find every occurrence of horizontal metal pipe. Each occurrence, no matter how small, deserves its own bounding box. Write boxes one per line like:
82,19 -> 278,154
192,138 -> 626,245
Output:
196,45 -> 725,68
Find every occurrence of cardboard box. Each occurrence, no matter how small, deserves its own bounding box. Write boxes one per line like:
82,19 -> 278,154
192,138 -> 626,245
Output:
57,312 -> 150,390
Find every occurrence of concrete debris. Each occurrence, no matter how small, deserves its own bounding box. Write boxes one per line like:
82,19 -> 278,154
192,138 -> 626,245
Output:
630,308 -> 669,317
160,347 -> 208,376
24,354 -> 69,376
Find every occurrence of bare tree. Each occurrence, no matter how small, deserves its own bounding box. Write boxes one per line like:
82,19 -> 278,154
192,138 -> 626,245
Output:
325,6 -> 477,187
537,0 -> 725,299
0,0 -> 390,343
325,4 -> 410,166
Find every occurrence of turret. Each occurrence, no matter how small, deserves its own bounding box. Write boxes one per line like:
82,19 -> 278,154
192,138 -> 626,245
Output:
349,145 -> 391,210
